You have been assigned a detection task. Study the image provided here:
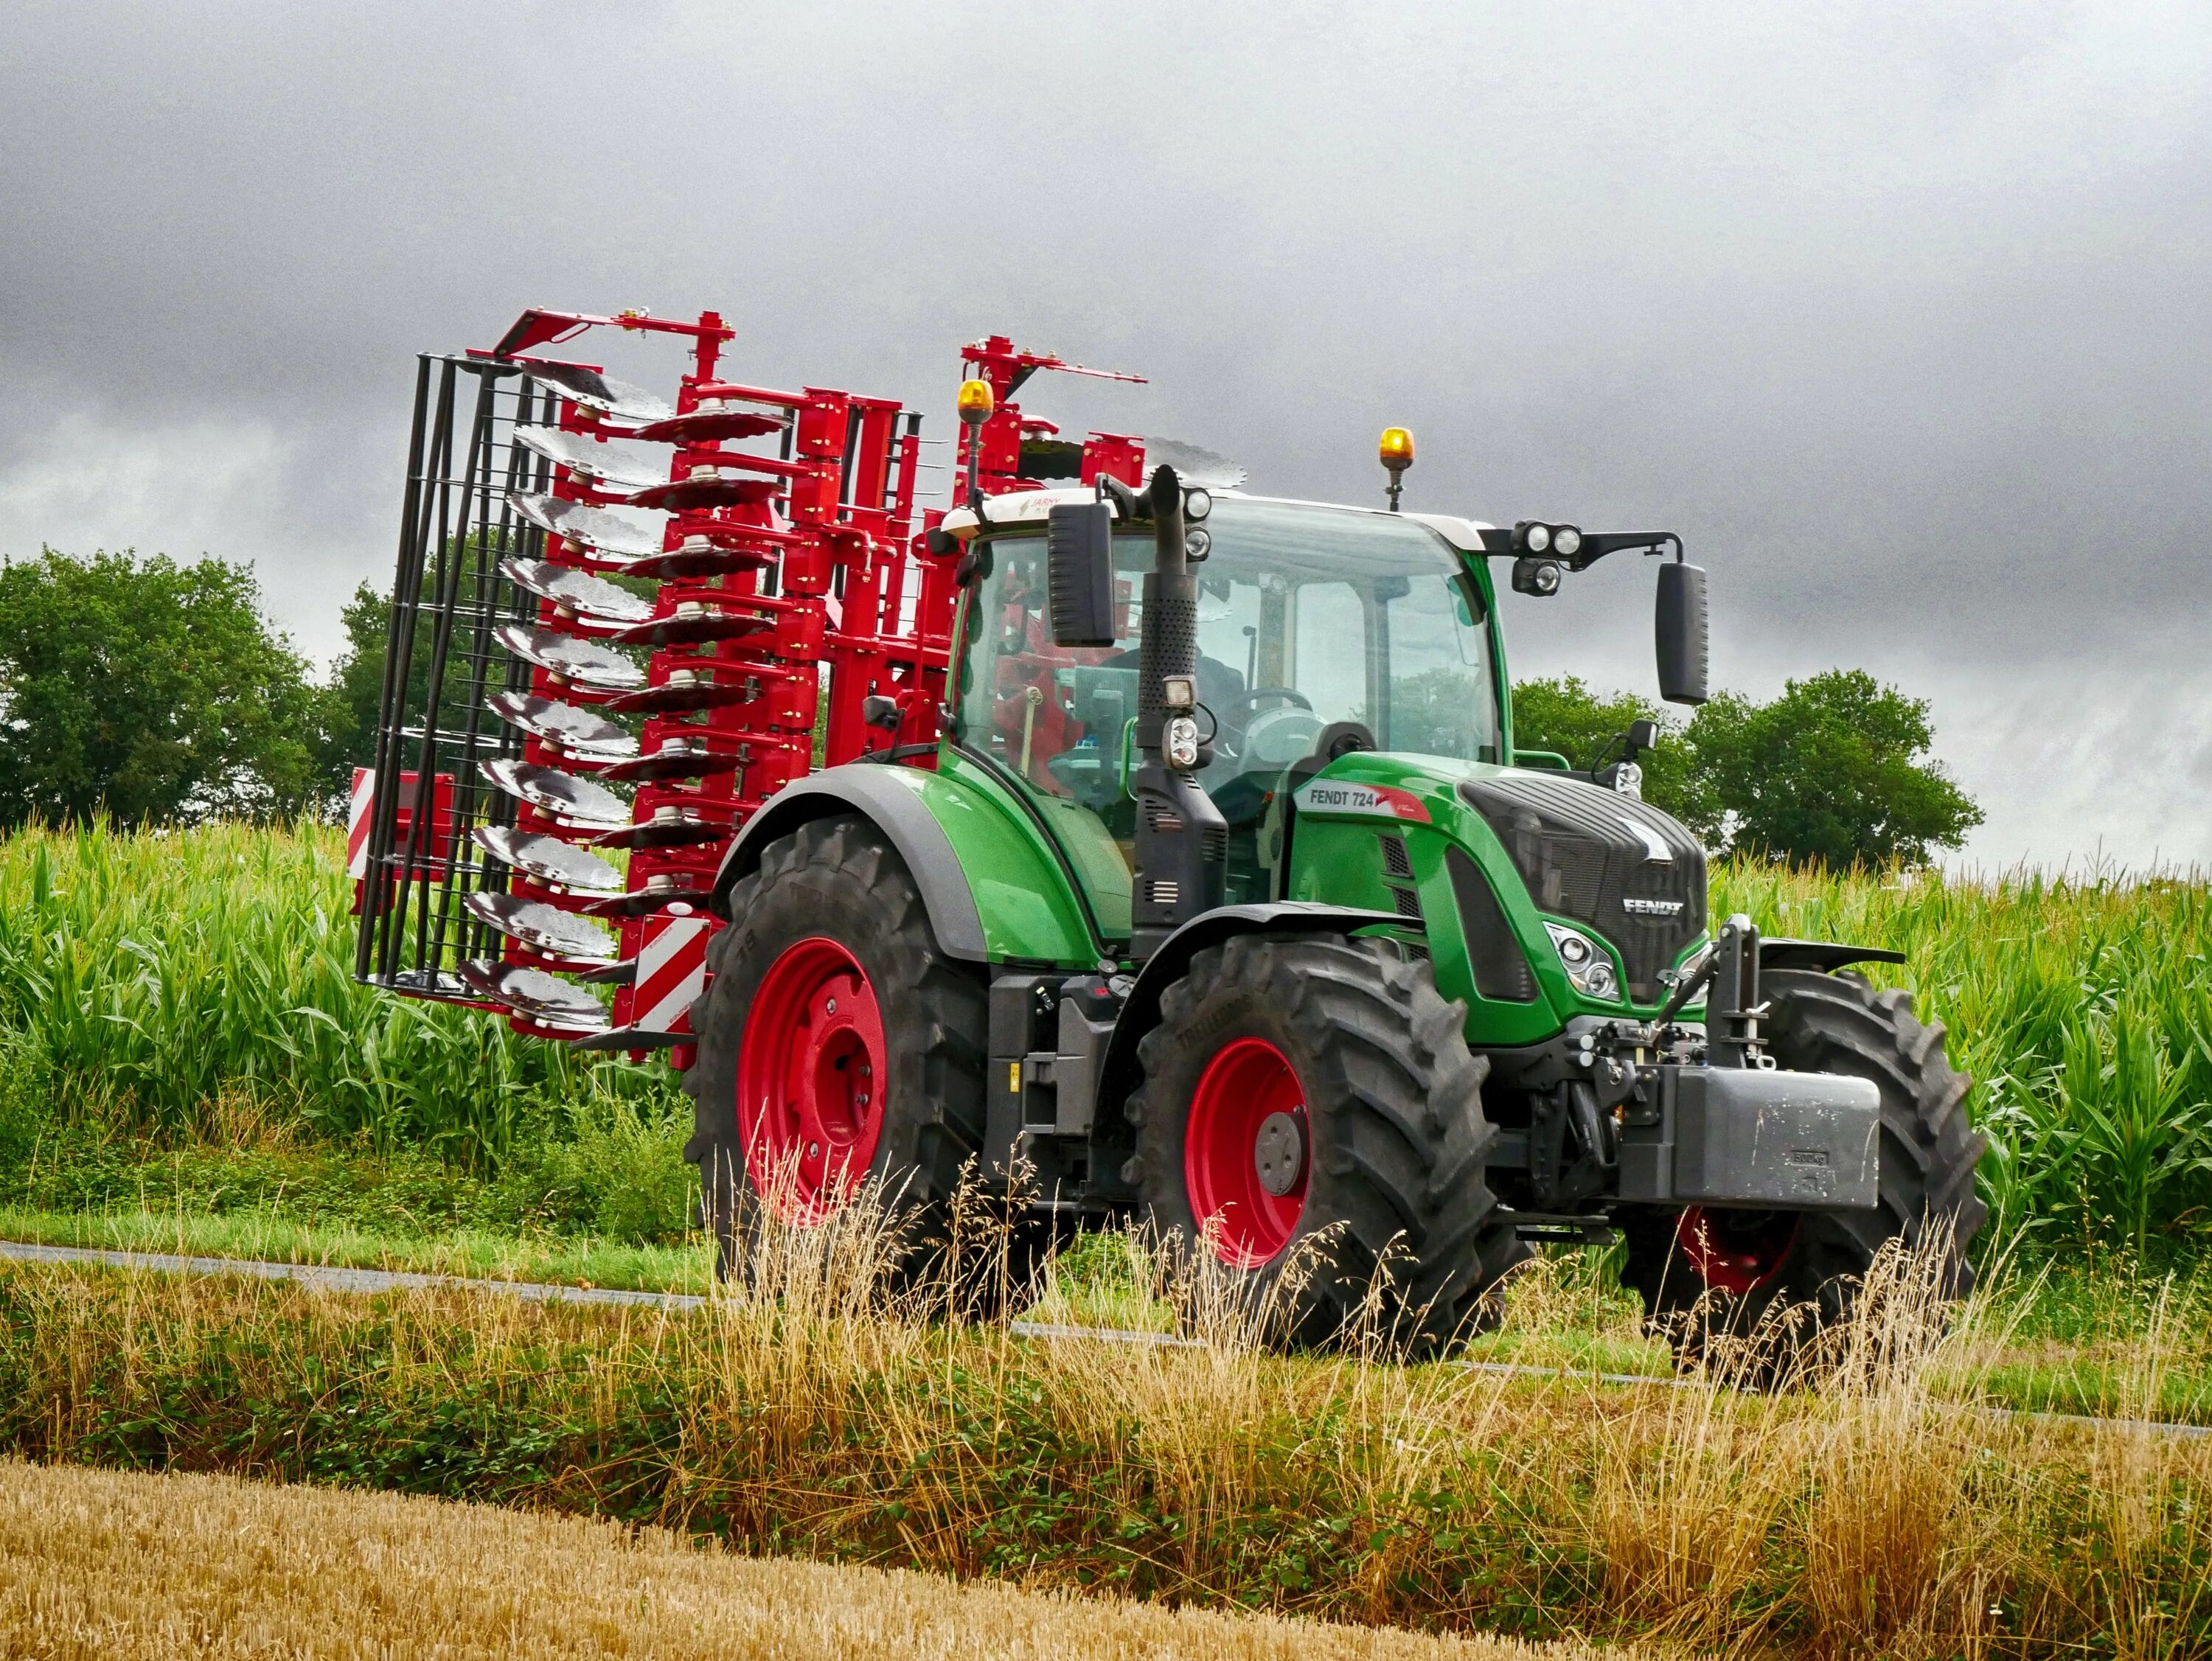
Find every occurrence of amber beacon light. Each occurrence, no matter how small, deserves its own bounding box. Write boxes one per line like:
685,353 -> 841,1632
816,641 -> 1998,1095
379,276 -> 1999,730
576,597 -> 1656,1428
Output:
1379,426 -> 1414,512
956,378 -> 997,512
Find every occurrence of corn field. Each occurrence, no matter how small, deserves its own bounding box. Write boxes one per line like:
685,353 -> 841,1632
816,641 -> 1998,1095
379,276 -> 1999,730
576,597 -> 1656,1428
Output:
1714,860 -> 2212,1259
0,821 -> 2207,1258
0,821 -> 675,1167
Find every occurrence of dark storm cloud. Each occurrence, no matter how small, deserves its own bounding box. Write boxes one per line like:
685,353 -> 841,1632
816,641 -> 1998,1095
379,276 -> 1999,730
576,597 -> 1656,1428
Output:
2,0 -> 2208,863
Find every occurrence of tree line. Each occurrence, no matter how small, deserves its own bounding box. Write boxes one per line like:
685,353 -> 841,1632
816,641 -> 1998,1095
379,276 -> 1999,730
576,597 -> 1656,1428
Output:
0,549 -> 384,828
0,547 -> 1980,868
1513,672 -> 1981,868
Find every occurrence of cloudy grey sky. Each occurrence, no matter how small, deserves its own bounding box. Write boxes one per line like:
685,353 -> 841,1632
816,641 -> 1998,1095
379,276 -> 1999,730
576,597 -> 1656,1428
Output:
3,1 -> 2207,868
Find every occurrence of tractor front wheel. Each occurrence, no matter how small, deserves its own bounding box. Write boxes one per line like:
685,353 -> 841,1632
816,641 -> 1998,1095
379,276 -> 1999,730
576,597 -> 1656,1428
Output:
1617,968 -> 1987,1370
1125,933 -> 1526,1351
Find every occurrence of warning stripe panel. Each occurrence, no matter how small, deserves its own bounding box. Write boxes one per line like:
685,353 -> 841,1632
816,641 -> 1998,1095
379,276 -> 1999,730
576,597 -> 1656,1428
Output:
634,914 -> 712,1033
347,768 -> 375,878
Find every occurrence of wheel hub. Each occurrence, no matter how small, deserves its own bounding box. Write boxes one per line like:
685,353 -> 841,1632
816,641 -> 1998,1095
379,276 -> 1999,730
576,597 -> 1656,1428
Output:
1253,1110 -> 1304,1197
1677,1205 -> 1799,1296
1183,1037 -> 1310,1269
734,936 -> 888,1222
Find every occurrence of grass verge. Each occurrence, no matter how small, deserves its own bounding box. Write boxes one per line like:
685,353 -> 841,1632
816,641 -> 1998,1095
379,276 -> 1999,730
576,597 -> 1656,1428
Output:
0,1204 -> 713,1294
7,1205 -> 2212,1427
1,1207 -> 2206,1656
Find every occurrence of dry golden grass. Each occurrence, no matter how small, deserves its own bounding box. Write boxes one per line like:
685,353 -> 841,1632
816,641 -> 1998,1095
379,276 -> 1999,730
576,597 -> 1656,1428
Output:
0,1459 -> 1641,1660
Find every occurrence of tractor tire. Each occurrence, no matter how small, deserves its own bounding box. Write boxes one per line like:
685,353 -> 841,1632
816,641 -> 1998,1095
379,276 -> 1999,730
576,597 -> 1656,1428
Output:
1124,933 -> 1527,1353
1617,968 -> 1987,1371
681,815 -> 993,1295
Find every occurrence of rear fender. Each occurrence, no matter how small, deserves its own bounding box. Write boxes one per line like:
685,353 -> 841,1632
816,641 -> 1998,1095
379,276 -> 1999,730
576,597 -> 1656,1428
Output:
709,765 -> 1099,967
1094,902 -> 1400,1125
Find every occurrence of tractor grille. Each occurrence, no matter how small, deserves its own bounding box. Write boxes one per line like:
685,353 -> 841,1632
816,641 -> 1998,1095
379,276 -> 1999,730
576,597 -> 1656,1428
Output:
1445,847 -> 1537,1002
1458,773 -> 1706,1003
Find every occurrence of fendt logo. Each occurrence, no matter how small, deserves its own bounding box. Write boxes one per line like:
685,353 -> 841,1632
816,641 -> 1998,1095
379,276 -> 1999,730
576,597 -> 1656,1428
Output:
1290,779 -> 1433,823
1622,896 -> 1685,916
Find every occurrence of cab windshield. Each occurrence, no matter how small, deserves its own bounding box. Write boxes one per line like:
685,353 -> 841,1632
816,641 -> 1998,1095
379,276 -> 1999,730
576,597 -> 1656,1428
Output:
952,495 -> 1501,905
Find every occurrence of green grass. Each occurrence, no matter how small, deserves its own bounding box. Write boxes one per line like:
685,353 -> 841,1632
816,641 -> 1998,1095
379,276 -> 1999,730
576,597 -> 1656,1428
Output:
8,1176 -> 2209,1427
0,1205 -> 713,1295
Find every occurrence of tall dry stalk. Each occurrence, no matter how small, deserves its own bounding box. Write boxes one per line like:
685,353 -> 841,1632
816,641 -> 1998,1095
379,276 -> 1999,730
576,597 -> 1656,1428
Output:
1790,1231 -> 1989,1654
1586,1363 -> 1794,1644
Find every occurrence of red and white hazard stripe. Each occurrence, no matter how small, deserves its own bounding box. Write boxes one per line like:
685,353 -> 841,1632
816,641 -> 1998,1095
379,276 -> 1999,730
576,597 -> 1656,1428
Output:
347,767 -> 375,878
633,910 -> 712,1034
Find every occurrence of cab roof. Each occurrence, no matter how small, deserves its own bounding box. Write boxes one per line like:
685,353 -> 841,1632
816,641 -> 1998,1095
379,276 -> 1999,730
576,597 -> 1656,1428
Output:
944,487 -> 1496,554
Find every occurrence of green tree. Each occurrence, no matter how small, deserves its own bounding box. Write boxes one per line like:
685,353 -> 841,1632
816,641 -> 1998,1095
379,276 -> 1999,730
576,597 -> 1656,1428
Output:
1511,675 -> 1719,838
0,549 -> 320,828
314,583 -> 392,800
1687,668 -> 1981,868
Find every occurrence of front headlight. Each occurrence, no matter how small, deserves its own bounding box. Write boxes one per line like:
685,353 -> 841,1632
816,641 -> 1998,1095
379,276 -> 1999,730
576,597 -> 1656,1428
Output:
1545,922 -> 1620,1000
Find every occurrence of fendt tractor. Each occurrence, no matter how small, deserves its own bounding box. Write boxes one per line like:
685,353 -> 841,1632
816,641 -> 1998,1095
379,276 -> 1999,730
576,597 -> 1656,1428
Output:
355,307 -> 1985,1356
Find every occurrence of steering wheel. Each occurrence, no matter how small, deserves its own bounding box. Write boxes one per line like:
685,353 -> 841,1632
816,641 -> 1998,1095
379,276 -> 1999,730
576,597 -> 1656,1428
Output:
1223,687 -> 1311,717
1239,704 -> 1326,771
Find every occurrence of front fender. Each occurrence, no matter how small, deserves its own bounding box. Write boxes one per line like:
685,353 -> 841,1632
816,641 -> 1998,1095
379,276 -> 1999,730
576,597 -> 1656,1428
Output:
1093,902 -> 1401,1126
1757,938 -> 1907,975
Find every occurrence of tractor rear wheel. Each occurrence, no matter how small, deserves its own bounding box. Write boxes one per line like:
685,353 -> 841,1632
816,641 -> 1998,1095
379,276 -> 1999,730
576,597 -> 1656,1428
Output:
1125,933 -> 1526,1352
1617,969 -> 1986,1370
682,815 -> 992,1292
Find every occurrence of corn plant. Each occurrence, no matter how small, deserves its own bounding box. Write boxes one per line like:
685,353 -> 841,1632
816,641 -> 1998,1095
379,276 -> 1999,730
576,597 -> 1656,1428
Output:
1717,859 -> 2212,1259
0,819 -> 672,1166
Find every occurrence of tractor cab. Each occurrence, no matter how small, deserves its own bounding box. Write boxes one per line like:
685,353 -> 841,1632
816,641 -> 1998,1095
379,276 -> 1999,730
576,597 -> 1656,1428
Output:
945,490 -> 1503,918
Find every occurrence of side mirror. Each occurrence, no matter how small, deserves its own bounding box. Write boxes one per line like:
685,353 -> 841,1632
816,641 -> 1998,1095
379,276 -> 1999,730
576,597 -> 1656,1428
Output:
1047,501 -> 1116,647
1655,561 -> 1708,706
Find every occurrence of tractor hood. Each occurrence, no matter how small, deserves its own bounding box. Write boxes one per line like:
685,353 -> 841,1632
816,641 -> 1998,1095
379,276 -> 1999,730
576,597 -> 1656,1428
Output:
1455,771 -> 1708,1004
1289,753 -> 1709,1011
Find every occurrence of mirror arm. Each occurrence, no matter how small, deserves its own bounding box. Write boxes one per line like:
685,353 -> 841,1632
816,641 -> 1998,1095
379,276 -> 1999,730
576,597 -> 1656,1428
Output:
1097,473 -> 1144,522
1568,531 -> 1678,571
1473,527 -> 1680,571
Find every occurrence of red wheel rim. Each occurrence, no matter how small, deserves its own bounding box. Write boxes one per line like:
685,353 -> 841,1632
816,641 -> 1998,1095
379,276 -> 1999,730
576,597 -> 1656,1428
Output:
1676,1205 -> 1799,1295
1183,1037 -> 1310,1269
735,937 -> 888,1223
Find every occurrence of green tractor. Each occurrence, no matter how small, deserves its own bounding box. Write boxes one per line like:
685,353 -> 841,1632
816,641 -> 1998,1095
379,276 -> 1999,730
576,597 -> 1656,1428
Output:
684,457 -> 1986,1354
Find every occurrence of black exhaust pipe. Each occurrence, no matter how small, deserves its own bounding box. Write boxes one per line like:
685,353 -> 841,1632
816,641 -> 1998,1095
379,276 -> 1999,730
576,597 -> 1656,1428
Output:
1124,464 -> 1226,960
